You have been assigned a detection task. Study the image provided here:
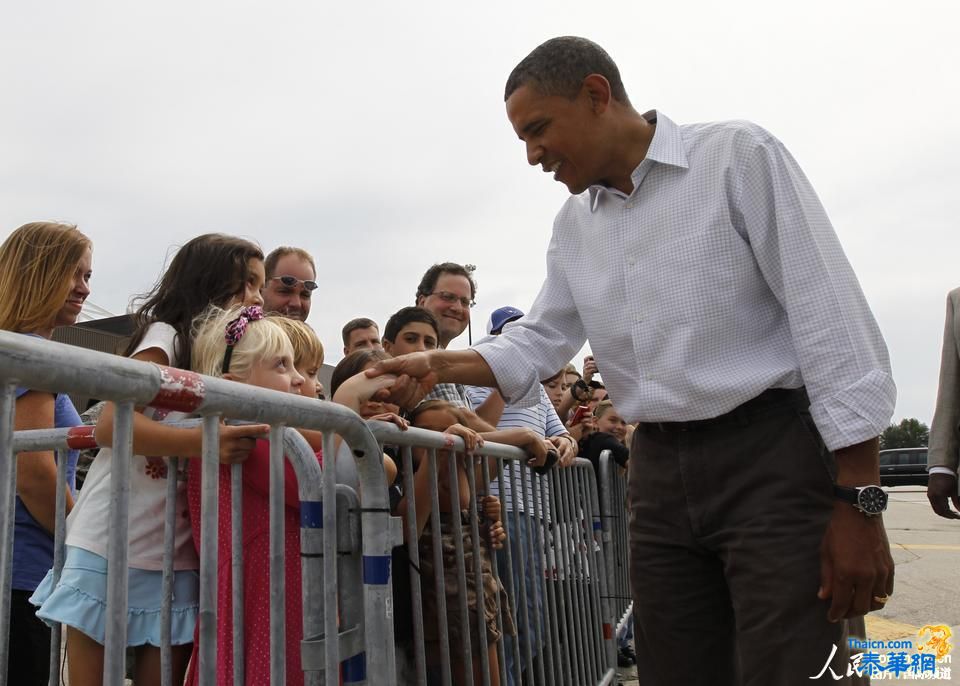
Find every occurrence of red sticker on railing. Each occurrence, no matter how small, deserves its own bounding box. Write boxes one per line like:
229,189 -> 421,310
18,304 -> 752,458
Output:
150,366 -> 206,413
66,425 -> 97,450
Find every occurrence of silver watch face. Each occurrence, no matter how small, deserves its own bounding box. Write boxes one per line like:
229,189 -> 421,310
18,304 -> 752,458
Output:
856,486 -> 888,515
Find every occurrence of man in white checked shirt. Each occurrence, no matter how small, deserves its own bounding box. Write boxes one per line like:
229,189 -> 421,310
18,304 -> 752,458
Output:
372,36 -> 896,685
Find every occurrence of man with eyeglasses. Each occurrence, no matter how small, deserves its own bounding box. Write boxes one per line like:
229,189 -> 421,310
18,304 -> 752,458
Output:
261,246 -> 317,322
413,262 -> 501,429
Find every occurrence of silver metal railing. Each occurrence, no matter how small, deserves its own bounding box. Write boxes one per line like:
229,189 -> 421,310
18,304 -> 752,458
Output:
0,330 -> 396,686
1,331 -> 626,685
598,451 -> 632,644
369,422 -> 618,686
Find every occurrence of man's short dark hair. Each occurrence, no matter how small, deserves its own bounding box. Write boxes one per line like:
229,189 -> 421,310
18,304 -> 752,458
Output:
415,262 -> 477,303
504,36 -> 630,105
341,317 -> 379,346
383,307 -> 440,343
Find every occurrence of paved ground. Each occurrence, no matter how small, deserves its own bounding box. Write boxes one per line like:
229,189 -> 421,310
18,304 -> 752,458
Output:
616,485 -> 960,685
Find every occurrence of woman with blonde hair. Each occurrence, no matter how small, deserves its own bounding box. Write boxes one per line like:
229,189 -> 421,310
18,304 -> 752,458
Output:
0,221 -> 92,685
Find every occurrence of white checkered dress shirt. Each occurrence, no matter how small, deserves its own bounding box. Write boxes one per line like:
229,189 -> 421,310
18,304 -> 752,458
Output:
475,111 -> 895,452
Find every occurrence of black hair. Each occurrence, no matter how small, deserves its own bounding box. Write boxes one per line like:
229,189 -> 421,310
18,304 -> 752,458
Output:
382,306 -> 440,343
124,233 -> 263,369
414,262 -> 477,303
504,36 -> 630,105
329,348 -> 391,399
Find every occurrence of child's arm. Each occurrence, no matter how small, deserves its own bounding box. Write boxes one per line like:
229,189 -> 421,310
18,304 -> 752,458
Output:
95,347 -> 269,462
478,427 -> 552,480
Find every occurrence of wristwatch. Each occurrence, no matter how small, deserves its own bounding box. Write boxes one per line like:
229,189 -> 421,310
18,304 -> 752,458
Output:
833,484 -> 888,516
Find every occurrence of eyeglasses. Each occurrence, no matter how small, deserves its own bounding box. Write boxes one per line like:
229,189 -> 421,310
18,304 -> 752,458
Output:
427,290 -> 475,308
271,275 -> 318,291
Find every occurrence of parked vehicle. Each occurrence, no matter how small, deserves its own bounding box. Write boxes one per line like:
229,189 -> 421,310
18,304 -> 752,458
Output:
879,447 -> 929,487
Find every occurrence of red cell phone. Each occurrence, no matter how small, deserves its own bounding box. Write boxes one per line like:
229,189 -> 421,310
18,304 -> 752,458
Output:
570,405 -> 590,426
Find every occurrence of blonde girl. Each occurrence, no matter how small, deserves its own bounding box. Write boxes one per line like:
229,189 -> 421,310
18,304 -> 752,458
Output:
185,304 -> 310,685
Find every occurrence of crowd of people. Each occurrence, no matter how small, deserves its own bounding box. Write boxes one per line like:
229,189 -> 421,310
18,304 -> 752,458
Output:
1,222 -> 632,686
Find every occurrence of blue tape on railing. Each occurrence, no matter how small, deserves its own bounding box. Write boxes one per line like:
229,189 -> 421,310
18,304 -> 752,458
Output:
301,501 -> 323,529
343,653 -> 366,682
362,555 -> 391,585
593,519 -> 602,530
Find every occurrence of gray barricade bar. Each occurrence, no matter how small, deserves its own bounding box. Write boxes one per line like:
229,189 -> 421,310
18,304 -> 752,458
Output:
1,332 -> 628,685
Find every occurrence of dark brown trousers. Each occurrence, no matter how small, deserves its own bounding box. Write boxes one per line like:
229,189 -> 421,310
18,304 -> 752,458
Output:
628,390 -> 852,685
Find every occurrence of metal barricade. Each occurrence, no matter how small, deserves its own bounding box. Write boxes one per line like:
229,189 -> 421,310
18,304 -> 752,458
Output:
369,422 -> 618,686
597,450 -> 632,646
1,331 -> 623,685
0,331 -> 396,686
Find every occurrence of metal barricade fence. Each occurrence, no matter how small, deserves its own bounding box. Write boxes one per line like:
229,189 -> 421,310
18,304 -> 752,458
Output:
369,422 -> 618,686
597,451 -> 632,645
0,331 -> 396,686
1,331 -> 622,686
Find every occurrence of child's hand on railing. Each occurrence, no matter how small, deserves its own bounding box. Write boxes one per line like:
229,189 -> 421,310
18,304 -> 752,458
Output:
366,412 -> 409,430
478,495 -> 506,549
216,423 -> 270,464
443,423 -> 484,454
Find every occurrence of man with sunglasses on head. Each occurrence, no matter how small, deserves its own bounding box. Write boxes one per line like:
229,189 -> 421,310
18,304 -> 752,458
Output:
261,246 -> 318,321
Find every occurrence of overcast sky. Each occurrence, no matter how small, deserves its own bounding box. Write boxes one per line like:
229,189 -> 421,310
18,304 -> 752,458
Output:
2,0 -> 957,424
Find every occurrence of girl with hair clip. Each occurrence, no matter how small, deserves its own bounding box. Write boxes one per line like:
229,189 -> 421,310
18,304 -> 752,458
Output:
31,233 -> 270,686
0,221 -> 92,686
183,305 -> 325,686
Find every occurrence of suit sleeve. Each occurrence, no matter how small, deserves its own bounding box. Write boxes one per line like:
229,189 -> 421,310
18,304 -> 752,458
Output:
928,289 -> 960,473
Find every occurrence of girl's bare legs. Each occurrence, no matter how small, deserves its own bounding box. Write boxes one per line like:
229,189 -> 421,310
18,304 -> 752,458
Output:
132,644 -> 192,686
66,626 -> 104,686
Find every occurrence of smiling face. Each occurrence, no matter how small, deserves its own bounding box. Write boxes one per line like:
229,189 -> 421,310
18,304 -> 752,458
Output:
262,253 -> 316,320
234,257 -> 265,308
506,82 -> 608,195
54,246 -> 93,329
416,272 -> 472,347
596,404 -> 627,444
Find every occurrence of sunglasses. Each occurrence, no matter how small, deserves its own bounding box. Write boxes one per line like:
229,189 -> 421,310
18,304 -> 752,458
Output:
271,275 -> 318,291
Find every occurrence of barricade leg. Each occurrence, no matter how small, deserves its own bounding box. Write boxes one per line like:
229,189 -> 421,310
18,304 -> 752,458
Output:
446,450 -> 475,686
426,449 -> 453,686
230,461 -> 245,686
495,464 -> 522,686
269,425 -> 288,686
400,446 -> 428,686
104,401 -> 134,686
47,449 -> 69,686
197,415 -> 221,686
160,457 -> 179,686
0,383 -> 16,683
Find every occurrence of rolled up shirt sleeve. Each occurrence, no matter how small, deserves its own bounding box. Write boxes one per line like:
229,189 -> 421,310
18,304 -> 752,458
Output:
736,127 -> 896,451
473,229 -> 587,409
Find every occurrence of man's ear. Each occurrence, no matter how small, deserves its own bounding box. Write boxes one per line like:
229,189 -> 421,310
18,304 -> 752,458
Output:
342,346 -> 350,357
382,339 -> 393,354
415,294 -> 425,307
582,74 -> 612,114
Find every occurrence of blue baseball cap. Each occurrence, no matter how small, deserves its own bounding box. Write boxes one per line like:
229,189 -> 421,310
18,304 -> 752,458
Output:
487,306 -> 524,335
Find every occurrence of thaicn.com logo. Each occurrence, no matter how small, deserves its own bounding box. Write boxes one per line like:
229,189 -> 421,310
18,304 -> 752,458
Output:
811,625 -> 952,680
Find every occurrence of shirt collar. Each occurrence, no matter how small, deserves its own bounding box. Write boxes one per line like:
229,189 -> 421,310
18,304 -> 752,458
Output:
589,109 -> 689,207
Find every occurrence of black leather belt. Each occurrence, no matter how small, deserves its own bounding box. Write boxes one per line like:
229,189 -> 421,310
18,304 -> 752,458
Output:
637,387 -> 809,433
